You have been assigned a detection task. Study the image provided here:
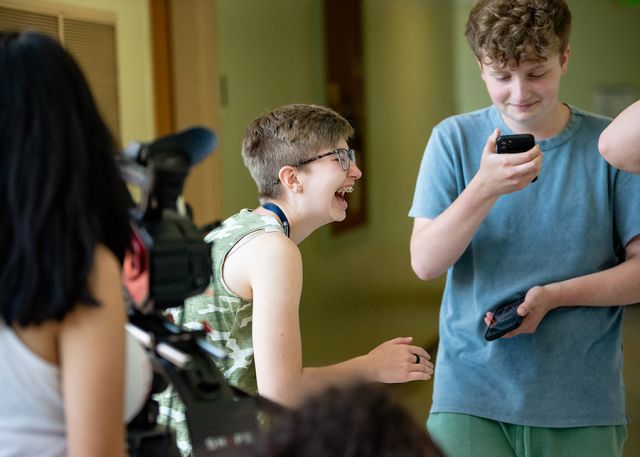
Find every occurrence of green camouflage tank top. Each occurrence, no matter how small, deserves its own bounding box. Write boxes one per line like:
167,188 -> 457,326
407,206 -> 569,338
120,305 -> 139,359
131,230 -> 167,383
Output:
180,208 -> 284,394
157,209 -> 285,455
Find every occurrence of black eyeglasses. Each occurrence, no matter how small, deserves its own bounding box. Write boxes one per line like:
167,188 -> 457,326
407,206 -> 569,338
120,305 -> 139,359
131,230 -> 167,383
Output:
295,148 -> 356,172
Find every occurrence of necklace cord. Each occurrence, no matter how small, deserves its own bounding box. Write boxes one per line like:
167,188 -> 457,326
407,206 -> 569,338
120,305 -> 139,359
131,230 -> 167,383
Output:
260,202 -> 290,238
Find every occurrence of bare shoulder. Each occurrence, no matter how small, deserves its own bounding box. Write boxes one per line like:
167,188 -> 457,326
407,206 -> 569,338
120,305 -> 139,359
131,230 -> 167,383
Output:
253,230 -> 300,256
232,230 -> 301,266
90,244 -> 121,279
224,231 -> 301,299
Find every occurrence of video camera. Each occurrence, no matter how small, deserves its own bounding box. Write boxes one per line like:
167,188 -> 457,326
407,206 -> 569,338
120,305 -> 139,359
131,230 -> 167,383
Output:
119,127 -> 273,457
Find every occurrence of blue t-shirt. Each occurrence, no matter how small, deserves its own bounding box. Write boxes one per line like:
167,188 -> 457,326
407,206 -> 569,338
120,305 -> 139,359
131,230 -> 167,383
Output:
410,105 -> 640,427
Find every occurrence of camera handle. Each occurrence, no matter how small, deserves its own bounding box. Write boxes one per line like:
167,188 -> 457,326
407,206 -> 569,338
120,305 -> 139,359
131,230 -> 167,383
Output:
127,311 -> 282,457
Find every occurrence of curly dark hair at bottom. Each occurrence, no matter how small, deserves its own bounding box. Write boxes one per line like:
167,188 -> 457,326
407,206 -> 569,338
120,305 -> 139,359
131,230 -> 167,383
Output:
256,383 -> 445,457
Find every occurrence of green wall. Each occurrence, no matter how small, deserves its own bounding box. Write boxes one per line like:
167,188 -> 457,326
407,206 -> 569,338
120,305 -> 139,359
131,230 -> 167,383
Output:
216,0 -> 326,210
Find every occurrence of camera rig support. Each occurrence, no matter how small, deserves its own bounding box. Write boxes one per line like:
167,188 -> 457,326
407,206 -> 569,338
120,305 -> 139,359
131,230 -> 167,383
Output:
120,127 -> 280,456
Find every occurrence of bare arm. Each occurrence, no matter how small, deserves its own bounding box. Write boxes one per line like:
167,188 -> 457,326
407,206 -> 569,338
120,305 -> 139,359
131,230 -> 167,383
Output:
410,129 -> 543,280
60,245 -> 126,457
599,99 -> 640,173
245,234 -> 432,407
494,235 -> 640,337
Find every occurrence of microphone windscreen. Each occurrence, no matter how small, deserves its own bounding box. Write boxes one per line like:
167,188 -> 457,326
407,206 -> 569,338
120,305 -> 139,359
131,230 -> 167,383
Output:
148,127 -> 217,166
122,141 -> 144,162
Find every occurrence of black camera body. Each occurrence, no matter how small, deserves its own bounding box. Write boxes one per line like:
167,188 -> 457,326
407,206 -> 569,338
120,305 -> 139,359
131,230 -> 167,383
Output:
127,212 -> 211,313
120,126 -> 215,313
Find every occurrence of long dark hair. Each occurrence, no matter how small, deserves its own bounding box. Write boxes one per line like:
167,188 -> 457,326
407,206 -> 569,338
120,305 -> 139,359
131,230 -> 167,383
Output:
0,31 -> 131,326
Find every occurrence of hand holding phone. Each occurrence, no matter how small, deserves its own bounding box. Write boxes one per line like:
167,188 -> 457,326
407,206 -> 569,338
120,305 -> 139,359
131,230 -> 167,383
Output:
496,133 -> 538,182
484,297 -> 525,341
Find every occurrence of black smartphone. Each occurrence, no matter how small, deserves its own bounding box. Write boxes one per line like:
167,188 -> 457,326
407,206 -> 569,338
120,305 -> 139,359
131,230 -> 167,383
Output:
496,133 -> 538,182
484,297 -> 525,341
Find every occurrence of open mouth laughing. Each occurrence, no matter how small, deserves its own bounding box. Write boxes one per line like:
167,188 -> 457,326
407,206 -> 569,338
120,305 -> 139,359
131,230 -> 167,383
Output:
335,186 -> 354,206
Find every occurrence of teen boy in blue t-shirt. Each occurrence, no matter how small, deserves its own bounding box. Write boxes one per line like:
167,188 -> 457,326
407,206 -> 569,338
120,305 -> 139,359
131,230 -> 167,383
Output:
409,1 -> 640,456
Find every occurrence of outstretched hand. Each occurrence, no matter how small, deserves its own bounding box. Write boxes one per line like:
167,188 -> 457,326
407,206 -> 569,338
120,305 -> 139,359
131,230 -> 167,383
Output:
365,336 -> 434,383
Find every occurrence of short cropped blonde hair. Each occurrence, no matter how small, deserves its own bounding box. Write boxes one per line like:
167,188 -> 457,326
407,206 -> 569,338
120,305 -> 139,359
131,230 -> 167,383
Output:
241,104 -> 354,201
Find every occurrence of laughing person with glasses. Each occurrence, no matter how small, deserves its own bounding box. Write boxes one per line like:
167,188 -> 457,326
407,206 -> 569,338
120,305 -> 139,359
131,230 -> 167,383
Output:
161,104 -> 433,454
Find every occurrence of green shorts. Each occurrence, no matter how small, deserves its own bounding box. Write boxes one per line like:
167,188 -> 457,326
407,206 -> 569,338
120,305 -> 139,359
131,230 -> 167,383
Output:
427,412 -> 628,457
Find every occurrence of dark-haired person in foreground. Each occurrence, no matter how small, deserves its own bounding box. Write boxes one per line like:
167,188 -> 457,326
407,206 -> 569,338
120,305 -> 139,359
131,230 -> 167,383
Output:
0,31 -> 143,457
256,383 -> 446,457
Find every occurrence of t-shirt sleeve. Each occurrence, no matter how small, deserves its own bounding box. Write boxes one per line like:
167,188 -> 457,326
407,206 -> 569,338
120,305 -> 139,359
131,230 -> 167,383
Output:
409,123 -> 459,220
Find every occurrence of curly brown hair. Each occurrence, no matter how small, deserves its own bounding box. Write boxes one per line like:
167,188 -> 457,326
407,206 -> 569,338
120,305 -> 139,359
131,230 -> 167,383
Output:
465,0 -> 571,65
256,383 -> 445,457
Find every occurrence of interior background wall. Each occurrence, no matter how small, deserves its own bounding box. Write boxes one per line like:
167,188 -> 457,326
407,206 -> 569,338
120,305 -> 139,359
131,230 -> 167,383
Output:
20,0 -> 155,145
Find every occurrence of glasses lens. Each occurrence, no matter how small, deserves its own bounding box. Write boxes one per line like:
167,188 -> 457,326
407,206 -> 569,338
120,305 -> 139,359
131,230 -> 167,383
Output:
348,149 -> 355,165
336,149 -> 350,171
